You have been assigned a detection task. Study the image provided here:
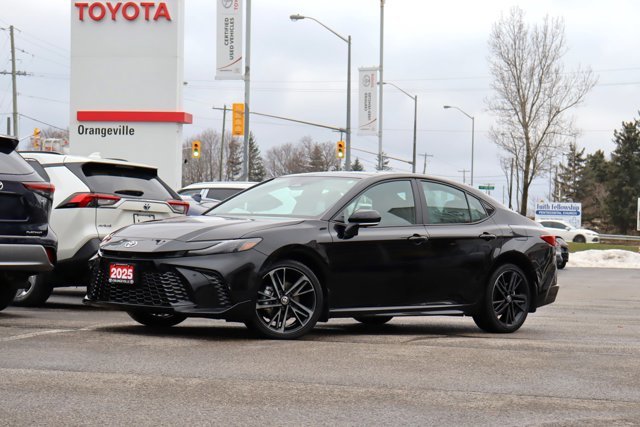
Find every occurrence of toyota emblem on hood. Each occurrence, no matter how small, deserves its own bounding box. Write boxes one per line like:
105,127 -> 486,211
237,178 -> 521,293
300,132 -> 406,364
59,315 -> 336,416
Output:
123,241 -> 138,248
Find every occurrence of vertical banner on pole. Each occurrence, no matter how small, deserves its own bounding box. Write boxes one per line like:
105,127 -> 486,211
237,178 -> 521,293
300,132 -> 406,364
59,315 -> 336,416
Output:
358,67 -> 378,136
216,0 -> 243,80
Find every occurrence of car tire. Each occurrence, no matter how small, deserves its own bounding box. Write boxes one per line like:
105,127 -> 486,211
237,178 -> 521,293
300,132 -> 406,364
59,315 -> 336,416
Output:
13,273 -> 53,307
246,260 -> 323,340
557,260 -> 567,269
127,311 -> 187,328
0,285 -> 15,311
354,316 -> 393,325
473,263 -> 530,333
573,235 -> 586,243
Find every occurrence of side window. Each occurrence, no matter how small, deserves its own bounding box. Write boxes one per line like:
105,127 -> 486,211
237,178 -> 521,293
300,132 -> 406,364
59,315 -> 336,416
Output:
341,180 -> 416,227
422,181 -> 471,224
468,194 -> 488,222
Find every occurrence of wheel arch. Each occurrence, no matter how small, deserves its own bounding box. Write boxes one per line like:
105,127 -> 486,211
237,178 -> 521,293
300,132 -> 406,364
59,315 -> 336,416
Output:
491,251 -> 539,313
260,244 -> 331,321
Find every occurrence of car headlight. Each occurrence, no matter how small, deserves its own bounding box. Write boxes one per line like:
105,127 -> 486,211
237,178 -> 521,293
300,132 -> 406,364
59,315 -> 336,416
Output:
187,238 -> 262,256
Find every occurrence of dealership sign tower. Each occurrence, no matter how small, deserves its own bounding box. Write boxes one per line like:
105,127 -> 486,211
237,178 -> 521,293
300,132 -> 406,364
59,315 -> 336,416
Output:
70,1 -> 190,189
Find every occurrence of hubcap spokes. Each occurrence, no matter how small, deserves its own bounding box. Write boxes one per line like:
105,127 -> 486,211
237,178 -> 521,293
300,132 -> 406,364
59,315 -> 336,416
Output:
492,270 -> 527,326
256,267 -> 316,333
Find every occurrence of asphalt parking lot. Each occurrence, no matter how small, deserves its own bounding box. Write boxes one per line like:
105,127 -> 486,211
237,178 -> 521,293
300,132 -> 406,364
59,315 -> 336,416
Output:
1,267 -> 639,426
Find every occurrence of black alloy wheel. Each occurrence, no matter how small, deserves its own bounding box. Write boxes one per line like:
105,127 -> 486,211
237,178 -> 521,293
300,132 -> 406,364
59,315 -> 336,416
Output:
127,311 -> 187,328
473,264 -> 530,333
246,260 -> 323,339
354,316 -> 393,325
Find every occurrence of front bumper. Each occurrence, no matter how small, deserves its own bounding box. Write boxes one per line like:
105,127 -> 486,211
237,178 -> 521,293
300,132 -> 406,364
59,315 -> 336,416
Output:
84,250 -> 265,320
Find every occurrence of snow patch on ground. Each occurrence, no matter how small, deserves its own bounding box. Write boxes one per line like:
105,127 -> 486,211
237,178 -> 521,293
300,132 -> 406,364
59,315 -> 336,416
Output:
569,249 -> 640,269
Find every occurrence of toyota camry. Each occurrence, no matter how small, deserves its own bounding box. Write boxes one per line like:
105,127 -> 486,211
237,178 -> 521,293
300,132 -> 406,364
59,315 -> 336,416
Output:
85,172 -> 558,339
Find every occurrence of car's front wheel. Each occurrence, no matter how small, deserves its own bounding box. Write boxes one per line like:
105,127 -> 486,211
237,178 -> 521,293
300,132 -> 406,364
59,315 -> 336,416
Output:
13,273 -> 53,307
573,235 -> 586,243
473,263 -> 530,333
245,260 -> 323,339
127,311 -> 187,328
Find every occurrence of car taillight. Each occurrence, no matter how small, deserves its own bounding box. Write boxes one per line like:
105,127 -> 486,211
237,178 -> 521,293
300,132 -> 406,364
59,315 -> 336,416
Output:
167,199 -> 189,215
57,193 -> 121,209
23,182 -> 55,200
45,247 -> 57,265
540,235 -> 556,247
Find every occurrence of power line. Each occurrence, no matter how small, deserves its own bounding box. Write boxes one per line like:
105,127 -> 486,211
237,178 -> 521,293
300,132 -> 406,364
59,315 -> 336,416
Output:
18,113 -> 66,131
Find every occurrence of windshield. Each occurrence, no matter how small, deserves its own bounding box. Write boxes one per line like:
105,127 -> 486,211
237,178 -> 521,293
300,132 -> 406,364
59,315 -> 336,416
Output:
207,176 -> 360,218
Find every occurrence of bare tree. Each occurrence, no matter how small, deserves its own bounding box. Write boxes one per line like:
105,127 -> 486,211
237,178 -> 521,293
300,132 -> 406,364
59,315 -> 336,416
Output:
486,7 -> 597,215
264,142 -> 308,178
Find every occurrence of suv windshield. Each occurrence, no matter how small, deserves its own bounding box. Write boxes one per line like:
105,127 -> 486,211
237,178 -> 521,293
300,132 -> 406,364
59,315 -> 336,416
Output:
79,163 -> 176,200
208,176 -> 359,218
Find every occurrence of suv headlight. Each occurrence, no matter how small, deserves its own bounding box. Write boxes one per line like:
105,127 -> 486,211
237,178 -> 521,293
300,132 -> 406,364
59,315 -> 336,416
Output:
187,238 -> 262,256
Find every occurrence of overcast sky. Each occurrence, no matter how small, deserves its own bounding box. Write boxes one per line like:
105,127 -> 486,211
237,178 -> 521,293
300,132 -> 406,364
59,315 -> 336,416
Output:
1,0 -> 639,202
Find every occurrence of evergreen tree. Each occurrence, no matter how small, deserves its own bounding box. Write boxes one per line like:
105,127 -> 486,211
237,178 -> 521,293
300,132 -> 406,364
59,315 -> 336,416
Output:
581,150 -> 609,225
248,134 -> 266,182
226,140 -> 242,180
375,152 -> 391,171
351,157 -> 364,171
556,142 -> 586,202
606,117 -> 640,233
308,145 -> 325,172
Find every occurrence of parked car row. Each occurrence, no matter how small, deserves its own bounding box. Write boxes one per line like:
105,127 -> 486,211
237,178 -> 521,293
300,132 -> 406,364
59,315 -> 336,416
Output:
2,140 -> 560,340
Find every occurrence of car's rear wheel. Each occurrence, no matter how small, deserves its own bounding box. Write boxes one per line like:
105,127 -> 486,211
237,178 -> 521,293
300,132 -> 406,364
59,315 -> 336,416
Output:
354,316 -> 393,325
13,273 -> 53,307
127,311 -> 187,328
473,264 -> 530,333
557,260 -> 567,269
246,260 -> 323,339
0,285 -> 15,311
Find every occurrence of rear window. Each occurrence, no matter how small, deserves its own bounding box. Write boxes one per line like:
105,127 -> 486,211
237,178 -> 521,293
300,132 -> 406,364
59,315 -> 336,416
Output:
79,163 -> 175,200
0,146 -> 34,175
205,188 -> 242,201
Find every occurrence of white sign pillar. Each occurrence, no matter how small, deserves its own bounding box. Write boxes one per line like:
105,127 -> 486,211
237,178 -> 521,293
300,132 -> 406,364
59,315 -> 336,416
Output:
70,0 -> 190,189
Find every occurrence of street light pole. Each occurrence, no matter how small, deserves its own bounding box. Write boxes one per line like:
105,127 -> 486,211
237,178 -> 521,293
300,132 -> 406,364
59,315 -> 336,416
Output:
290,14 -> 352,170
384,81 -> 417,173
443,105 -> 475,186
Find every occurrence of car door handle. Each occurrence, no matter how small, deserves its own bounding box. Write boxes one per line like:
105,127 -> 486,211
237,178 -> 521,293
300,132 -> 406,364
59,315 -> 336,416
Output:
407,234 -> 428,245
479,232 -> 497,241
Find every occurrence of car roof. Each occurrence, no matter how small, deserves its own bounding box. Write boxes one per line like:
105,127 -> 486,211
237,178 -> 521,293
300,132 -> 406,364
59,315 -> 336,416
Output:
180,181 -> 259,191
19,151 -> 156,170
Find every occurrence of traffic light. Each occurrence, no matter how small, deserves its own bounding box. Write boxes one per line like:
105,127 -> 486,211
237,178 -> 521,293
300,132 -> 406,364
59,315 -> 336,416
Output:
232,103 -> 245,136
336,140 -> 345,159
33,128 -> 41,137
191,140 -> 201,159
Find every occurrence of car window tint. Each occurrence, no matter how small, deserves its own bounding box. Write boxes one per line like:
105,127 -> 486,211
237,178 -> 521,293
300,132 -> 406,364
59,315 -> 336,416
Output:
178,189 -> 202,197
80,163 -> 174,200
205,188 -> 240,200
422,181 -> 471,224
468,194 -> 488,221
0,147 -> 34,175
342,180 -> 416,226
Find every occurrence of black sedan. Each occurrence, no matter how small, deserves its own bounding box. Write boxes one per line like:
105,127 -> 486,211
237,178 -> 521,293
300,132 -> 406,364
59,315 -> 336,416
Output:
85,172 -> 558,339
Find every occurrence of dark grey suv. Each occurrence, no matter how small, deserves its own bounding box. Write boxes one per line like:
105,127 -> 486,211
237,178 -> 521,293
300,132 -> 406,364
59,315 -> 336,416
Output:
0,135 -> 57,310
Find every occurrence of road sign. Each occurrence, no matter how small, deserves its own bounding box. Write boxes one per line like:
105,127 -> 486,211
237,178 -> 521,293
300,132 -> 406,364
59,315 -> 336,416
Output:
535,202 -> 582,228
478,185 -> 494,190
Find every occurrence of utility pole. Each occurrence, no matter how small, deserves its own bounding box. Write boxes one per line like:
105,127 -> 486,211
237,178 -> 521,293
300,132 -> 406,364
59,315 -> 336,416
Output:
219,105 -> 227,181
0,26 -> 27,138
421,153 -> 433,174
377,0 -> 385,170
458,169 -> 470,184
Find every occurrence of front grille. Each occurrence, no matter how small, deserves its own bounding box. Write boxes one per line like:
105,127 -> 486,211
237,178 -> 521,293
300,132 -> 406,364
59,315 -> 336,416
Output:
89,265 -> 192,307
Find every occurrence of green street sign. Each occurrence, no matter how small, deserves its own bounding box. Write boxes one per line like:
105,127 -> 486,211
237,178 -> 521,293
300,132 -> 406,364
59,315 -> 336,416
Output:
479,185 -> 495,190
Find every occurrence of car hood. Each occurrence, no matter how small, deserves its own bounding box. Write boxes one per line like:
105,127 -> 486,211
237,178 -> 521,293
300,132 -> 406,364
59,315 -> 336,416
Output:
108,215 -> 304,242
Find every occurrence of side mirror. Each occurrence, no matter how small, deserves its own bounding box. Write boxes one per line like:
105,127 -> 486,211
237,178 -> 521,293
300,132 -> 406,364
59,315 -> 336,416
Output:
336,209 -> 381,240
348,209 -> 381,226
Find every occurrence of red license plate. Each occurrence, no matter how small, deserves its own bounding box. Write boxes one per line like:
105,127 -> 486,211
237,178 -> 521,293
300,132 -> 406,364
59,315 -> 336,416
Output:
108,263 -> 135,285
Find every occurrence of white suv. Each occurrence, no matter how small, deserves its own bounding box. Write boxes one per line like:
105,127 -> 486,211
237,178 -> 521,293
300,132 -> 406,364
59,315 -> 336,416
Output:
15,152 -> 188,305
